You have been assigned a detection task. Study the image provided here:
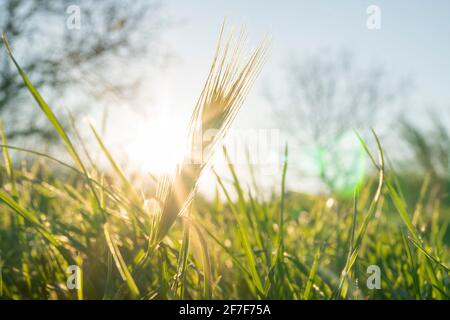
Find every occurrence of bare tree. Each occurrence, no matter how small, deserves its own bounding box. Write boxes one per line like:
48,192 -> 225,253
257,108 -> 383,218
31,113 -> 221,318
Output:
267,51 -> 409,192
0,0 -> 168,140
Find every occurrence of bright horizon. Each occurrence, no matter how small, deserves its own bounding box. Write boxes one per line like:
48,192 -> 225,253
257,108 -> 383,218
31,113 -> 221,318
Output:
102,0 -> 450,194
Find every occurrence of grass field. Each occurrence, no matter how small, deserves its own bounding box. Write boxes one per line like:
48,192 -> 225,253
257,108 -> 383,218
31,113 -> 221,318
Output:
0,28 -> 449,300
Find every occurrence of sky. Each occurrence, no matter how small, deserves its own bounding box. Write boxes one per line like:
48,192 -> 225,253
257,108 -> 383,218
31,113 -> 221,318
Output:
156,0 -> 450,123
3,0 -> 450,197
106,0 -> 450,194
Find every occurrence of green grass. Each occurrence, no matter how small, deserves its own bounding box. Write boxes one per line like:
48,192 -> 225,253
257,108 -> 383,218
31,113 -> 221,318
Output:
0,29 -> 449,300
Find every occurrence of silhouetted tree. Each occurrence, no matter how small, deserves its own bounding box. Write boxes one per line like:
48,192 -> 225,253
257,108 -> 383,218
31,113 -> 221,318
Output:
0,0 -> 167,140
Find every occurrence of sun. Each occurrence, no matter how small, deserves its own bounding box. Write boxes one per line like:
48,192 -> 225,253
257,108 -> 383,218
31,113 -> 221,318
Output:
126,114 -> 187,175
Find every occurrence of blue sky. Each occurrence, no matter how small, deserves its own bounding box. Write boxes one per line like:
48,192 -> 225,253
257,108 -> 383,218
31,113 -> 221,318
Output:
108,0 -> 450,192
158,0 -> 450,126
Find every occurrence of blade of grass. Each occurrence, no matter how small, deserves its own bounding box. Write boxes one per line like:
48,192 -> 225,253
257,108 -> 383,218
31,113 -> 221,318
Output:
89,122 -> 139,200
265,144 -> 288,298
0,190 -> 57,245
0,190 -> 76,265
199,220 -> 257,294
0,121 -> 17,197
173,220 -> 191,299
2,33 -> 101,209
76,253 -> 83,300
401,230 -> 421,299
303,248 -> 321,300
0,124 -> 32,289
408,236 -> 450,273
276,144 -> 288,258
333,129 -> 384,299
189,219 -> 212,299
103,223 -> 140,297
213,168 -> 264,296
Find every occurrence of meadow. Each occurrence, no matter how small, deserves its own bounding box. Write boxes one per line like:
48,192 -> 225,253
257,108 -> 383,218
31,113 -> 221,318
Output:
0,27 -> 449,300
